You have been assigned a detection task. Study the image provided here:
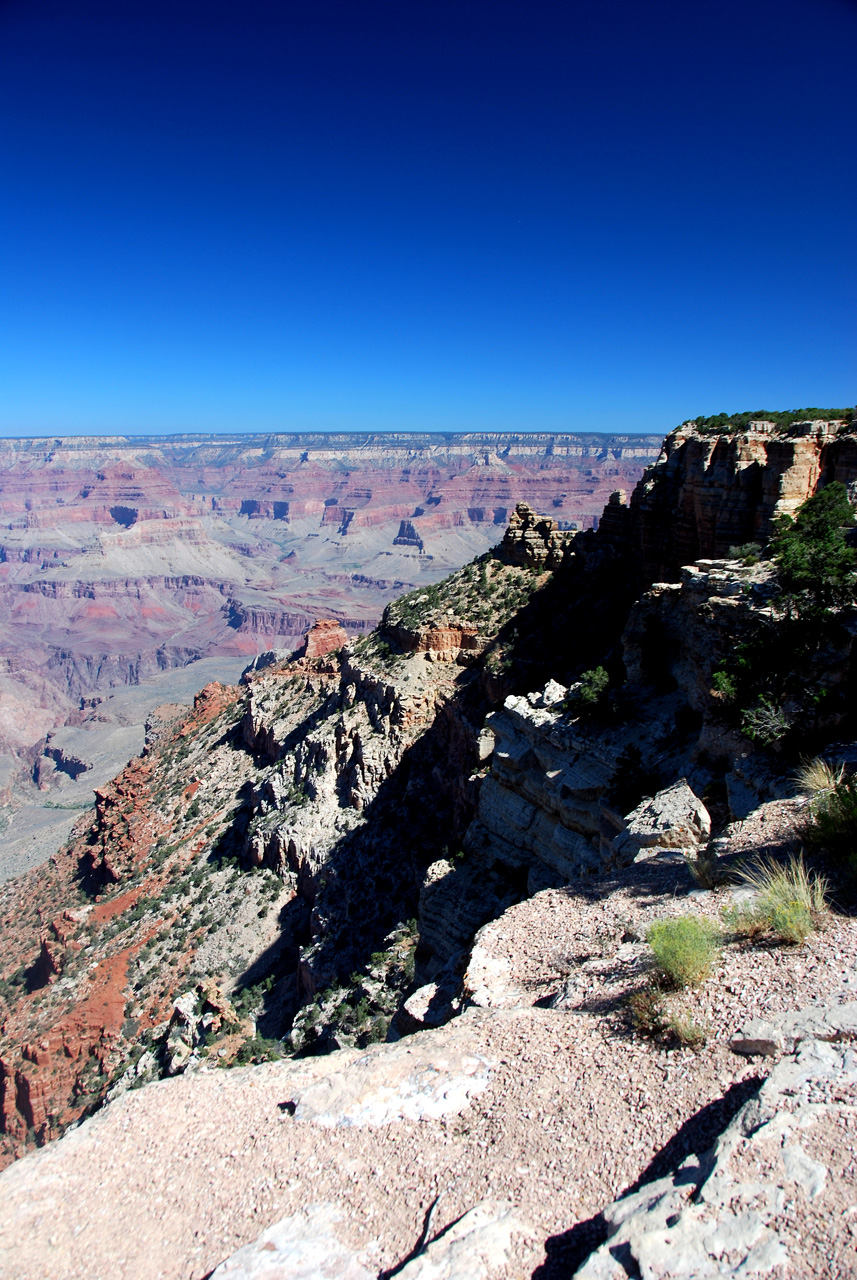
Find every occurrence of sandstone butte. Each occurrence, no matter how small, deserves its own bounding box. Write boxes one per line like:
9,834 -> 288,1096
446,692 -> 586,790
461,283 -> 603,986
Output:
0,416 -> 856,1279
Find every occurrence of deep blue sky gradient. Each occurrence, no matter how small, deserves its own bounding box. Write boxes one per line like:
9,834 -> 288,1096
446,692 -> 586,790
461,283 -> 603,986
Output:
1,0 -> 855,435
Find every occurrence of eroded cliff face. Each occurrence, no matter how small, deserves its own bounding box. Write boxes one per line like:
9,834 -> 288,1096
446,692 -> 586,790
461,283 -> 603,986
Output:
631,418 -> 857,583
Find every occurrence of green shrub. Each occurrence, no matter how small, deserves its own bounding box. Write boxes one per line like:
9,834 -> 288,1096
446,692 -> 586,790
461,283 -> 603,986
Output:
565,665 -> 610,716
728,542 -> 762,565
803,776 -> 857,882
578,665 -> 609,706
628,985 -> 707,1048
646,915 -> 720,987
711,669 -> 738,702
741,696 -> 790,746
665,1010 -> 707,1048
770,482 -> 856,611
733,854 -> 828,944
628,985 -> 667,1035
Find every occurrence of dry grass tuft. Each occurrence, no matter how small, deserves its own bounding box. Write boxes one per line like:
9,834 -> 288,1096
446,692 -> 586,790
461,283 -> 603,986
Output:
793,756 -> 845,796
733,853 -> 828,945
628,985 -> 708,1048
684,848 -> 731,889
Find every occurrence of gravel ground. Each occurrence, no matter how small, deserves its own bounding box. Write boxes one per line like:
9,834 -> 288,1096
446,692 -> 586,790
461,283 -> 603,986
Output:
1,799 -> 855,1280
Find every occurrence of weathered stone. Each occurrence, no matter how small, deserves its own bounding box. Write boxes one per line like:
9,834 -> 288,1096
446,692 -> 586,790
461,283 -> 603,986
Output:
396,974 -> 463,1035
299,619 -> 349,660
731,1000 -> 857,1057
576,1004 -> 857,1280
496,502 -> 573,568
286,1014 -> 494,1127
612,779 -> 710,865
211,1201 -> 375,1279
396,1198 -> 533,1279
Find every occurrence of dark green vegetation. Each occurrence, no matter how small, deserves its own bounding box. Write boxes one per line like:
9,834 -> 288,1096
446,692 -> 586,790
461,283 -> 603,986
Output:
688,408 -> 854,435
770,482 -> 856,611
803,777 -> 857,888
711,483 -> 857,754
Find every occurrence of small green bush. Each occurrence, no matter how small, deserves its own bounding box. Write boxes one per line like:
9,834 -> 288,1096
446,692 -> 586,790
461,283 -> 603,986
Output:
628,985 -> 707,1048
646,915 -> 720,987
740,696 -> 790,747
711,669 -> 737,702
665,1010 -> 707,1048
628,986 -> 667,1035
728,542 -> 762,565
578,665 -> 609,706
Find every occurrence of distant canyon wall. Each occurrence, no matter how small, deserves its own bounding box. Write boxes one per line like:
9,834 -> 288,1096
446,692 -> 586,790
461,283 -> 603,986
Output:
0,431 -> 661,760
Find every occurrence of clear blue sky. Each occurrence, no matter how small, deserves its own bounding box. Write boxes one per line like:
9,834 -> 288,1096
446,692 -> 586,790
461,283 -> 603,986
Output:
1,0 -> 855,436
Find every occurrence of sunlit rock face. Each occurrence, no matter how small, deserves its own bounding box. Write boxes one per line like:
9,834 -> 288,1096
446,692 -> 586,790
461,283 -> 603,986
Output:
631,418 -> 857,583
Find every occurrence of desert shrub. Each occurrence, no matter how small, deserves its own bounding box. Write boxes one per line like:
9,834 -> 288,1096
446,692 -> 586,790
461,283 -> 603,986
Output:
578,665 -> 609,705
802,776 -> 857,882
728,542 -> 762,565
646,915 -> 720,987
232,1035 -> 282,1066
628,986 -> 667,1035
684,847 -> 731,890
793,756 -> 845,796
770,482 -> 856,612
665,1010 -> 707,1048
711,669 -> 738,702
740,697 -> 791,747
565,665 -> 610,717
628,985 -> 707,1048
733,854 -> 828,944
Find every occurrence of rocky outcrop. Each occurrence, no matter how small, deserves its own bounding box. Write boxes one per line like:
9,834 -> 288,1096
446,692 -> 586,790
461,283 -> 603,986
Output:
630,418 -> 857,584
298,619 -> 349,660
212,1202 -> 376,1280
575,997 -> 857,1279
612,778 -> 710,863
496,502 -> 573,568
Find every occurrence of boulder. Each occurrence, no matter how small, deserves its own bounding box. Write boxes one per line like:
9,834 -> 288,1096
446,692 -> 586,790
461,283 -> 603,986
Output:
612,779 -> 710,865
396,1199 -> 533,1279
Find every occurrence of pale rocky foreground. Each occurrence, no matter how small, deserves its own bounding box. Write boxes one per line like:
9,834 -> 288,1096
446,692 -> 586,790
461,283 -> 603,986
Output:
2,826 -> 856,1280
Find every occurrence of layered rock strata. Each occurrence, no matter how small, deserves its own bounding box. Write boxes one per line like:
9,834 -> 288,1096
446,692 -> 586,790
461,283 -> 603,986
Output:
631,418 -> 857,583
